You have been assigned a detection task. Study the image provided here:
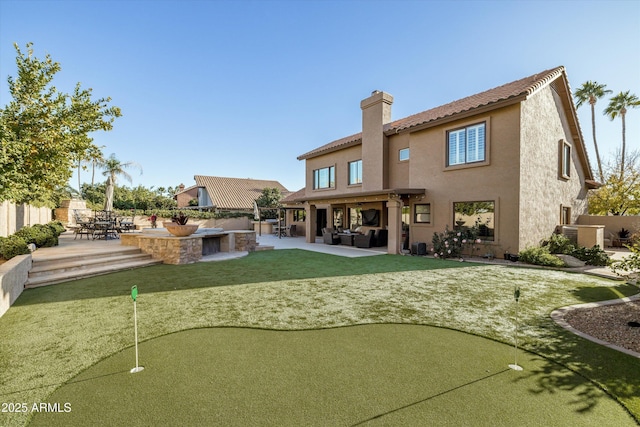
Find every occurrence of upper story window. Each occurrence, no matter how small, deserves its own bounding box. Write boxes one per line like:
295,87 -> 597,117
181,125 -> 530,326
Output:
447,122 -> 486,166
560,140 -> 571,179
313,165 -> 335,189
399,148 -> 410,161
348,160 -> 362,185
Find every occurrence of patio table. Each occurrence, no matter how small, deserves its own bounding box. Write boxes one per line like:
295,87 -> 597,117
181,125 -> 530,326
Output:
337,233 -> 356,246
93,221 -> 119,240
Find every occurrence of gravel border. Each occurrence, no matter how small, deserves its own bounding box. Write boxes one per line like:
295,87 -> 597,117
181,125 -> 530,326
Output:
551,294 -> 640,358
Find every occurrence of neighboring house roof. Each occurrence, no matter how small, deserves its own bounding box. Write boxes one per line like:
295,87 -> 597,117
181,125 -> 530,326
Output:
174,184 -> 198,197
298,66 -> 587,165
194,175 -> 289,210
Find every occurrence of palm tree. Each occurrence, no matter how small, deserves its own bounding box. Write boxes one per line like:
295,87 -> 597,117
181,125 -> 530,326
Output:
574,81 -> 611,183
101,153 -> 142,210
74,145 -> 105,198
85,145 -> 105,186
604,91 -> 640,179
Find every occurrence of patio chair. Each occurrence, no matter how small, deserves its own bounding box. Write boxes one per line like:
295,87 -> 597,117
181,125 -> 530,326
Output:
322,228 -> 340,245
355,230 -> 375,248
374,229 -> 388,247
288,224 -> 297,237
118,217 -> 135,233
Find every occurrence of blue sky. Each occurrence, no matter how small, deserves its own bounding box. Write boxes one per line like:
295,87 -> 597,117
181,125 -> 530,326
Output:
1,0 -> 639,193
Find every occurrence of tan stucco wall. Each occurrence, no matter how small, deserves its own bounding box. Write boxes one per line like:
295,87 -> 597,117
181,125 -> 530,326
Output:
519,86 -> 589,250
300,86 -> 591,254
577,215 -> 640,239
406,105 -> 521,252
387,133 -> 411,189
305,145 -> 364,196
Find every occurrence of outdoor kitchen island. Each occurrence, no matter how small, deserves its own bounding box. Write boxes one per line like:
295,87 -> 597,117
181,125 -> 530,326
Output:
120,228 -> 257,264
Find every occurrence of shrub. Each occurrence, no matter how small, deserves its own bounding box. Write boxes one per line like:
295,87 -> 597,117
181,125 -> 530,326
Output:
15,225 -> 57,248
544,233 -> 575,254
432,225 -> 482,259
571,245 -> 610,266
518,247 -> 566,267
46,220 -> 66,236
0,235 -> 30,260
127,209 -> 254,221
612,246 -> 640,278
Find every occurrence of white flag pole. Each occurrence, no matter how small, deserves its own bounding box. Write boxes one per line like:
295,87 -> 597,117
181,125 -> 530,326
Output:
509,286 -> 523,371
130,285 -> 144,374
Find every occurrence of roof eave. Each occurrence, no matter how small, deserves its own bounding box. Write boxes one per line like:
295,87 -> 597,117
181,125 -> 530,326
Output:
387,96 -> 526,136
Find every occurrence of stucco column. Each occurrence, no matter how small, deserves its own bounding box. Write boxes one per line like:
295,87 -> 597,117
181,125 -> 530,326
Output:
305,203 -> 316,244
387,197 -> 402,254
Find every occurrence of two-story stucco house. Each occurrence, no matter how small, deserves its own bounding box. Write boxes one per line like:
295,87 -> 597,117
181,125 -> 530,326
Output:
283,66 -> 597,255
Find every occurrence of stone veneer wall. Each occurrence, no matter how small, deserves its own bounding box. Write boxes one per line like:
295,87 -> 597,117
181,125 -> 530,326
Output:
229,231 -> 257,252
134,235 -> 202,265
121,230 -> 256,265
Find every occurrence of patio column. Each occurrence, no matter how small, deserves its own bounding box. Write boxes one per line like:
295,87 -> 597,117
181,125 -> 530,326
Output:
387,197 -> 402,254
305,203 -> 316,244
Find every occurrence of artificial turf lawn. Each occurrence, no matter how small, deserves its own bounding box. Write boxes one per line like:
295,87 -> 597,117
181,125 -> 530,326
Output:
29,325 -> 635,427
1,250 -> 639,426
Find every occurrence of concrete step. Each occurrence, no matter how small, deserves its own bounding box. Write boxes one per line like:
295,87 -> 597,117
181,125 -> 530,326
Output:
30,246 -> 143,269
29,253 -> 156,278
25,258 -> 162,288
255,245 -> 274,251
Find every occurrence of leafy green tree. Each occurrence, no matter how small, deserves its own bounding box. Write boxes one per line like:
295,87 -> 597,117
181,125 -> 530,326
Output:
588,150 -> 640,215
255,187 -> 282,219
574,81 -> 611,183
604,90 -> 640,179
0,43 -> 120,206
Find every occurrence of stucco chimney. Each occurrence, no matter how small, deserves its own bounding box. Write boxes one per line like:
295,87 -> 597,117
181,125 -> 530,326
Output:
361,90 -> 393,191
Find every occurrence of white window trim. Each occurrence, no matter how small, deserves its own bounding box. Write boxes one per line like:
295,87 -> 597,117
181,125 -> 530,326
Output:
444,116 -> 491,171
560,139 -> 571,179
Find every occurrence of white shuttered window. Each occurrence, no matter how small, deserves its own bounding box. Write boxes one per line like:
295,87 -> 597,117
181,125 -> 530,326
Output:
447,122 -> 486,166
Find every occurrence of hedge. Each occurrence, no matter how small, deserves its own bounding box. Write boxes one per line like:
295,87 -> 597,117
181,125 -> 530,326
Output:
0,221 -> 66,260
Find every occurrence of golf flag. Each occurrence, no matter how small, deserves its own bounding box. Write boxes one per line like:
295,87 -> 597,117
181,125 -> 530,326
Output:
130,285 -> 144,373
509,285 -> 523,371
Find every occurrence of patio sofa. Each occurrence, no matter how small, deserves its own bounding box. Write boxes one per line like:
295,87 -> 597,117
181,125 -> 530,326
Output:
322,228 -> 340,245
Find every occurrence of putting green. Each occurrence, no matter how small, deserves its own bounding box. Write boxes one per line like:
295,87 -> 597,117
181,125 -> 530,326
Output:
30,325 -> 634,426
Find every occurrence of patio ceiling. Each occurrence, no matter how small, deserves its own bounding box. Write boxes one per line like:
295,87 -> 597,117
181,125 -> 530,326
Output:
285,188 -> 425,206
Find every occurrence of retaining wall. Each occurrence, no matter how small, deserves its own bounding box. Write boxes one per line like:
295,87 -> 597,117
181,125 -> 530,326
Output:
0,254 -> 31,318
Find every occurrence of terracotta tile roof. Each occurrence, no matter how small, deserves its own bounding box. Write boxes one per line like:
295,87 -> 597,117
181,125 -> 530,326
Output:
298,66 -> 566,160
194,175 -> 289,210
281,187 -> 306,204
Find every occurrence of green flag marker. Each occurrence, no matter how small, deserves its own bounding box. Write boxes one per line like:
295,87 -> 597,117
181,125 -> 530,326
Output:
509,285 -> 523,371
130,285 -> 143,373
